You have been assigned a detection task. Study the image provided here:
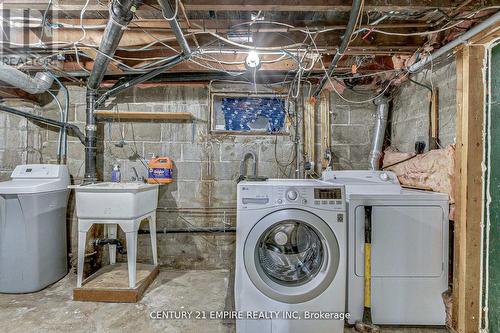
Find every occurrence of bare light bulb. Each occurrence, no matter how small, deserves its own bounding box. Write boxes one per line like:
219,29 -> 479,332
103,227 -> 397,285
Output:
245,50 -> 260,69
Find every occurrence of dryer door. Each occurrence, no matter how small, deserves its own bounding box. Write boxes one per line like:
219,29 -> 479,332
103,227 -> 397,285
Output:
243,208 -> 340,304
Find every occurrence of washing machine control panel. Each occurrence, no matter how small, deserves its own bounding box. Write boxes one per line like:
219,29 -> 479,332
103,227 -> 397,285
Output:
275,185 -> 345,210
238,181 -> 345,210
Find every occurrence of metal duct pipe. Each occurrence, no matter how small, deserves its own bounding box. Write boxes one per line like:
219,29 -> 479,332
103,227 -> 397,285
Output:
157,0 -> 191,55
0,62 -> 53,94
313,0 -> 363,97
84,90 -> 97,183
368,96 -> 389,170
91,0 -> 192,108
0,104 -> 86,144
409,11 -> 500,73
87,0 -> 136,90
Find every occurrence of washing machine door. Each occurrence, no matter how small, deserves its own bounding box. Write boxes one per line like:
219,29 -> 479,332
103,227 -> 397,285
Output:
244,208 -> 340,304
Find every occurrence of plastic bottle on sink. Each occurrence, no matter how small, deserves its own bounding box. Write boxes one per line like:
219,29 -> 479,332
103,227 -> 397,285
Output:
147,155 -> 173,184
111,164 -> 121,183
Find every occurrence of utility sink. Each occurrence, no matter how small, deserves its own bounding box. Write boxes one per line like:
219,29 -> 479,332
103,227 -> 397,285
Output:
71,182 -> 159,220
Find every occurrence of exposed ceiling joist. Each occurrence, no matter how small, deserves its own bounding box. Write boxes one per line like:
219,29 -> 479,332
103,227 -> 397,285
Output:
0,0 -> 484,13
181,0 -> 470,12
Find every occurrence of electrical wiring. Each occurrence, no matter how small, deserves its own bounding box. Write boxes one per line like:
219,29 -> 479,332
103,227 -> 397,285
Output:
370,6 -> 500,36
192,53 -> 288,66
74,46 -> 181,72
46,90 -> 65,162
160,0 -> 179,21
127,18 -> 182,54
49,73 -> 70,161
307,26 -> 403,104
193,31 -> 306,51
39,0 -> 52,44
76,0 -> 92,45
335,69 -> 402,80
348,0 -> 366,44
188,56 -> 244,76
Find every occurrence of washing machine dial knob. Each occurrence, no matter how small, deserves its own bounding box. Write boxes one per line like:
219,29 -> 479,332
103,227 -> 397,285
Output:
286,190 -> 298,201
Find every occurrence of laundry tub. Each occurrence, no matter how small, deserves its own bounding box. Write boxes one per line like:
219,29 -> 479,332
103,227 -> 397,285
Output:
0,164 -> 70,293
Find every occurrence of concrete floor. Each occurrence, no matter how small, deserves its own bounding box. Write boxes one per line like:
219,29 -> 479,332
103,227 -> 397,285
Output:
0,269 -> 449,333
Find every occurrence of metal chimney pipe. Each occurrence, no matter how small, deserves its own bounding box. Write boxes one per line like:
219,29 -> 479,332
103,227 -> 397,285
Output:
368,96 -> 389,170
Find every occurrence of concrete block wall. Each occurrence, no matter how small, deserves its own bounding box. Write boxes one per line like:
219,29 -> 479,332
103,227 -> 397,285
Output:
0,100 -> 42,181
391,59 -> 457,152
330,89 -> 378,169
0,84 -> 377,272
38,84 -> 295,270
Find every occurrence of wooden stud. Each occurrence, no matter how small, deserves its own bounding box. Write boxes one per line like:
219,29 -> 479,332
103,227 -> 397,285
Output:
452,44 -> 486,333
429,88 -> 439,149
303,96 -> 316,169
319,91 -> 331,171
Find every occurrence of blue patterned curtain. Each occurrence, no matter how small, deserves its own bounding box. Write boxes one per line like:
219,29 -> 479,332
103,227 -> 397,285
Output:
221,97 -> 286,132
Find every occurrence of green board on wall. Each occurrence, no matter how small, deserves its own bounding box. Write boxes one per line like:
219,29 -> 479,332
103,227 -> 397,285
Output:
487,42 -> 500,333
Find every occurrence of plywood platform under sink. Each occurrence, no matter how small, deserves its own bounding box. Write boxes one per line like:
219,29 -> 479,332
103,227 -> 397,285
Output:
73,263 -> 159,303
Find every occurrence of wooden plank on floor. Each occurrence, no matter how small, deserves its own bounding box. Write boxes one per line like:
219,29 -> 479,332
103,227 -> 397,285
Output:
73,263 -> 159,303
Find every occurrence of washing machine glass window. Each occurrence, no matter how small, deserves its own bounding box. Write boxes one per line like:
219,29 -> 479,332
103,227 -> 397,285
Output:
258,220 -> 323,286
244,209 -> 340,304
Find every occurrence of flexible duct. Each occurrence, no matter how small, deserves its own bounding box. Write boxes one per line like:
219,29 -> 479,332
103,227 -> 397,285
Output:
368,96 -> 389,170
0,62 -> 53,94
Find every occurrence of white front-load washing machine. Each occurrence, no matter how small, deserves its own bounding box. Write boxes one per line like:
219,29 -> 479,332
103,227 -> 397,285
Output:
236,179 -> 347,333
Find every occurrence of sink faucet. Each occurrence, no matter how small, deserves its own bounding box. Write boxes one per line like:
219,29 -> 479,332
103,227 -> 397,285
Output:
131,166 -> 141,182
238,151 -> 257,182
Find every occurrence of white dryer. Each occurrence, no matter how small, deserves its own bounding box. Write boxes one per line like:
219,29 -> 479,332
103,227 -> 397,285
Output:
322,170 -> 449,325
236,179 -> 347,333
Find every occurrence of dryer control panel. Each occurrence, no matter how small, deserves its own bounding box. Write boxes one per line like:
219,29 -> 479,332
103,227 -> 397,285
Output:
238,180 -> 346,211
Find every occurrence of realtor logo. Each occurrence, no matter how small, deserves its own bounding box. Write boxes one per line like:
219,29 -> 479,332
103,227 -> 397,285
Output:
0,3 -> 58,66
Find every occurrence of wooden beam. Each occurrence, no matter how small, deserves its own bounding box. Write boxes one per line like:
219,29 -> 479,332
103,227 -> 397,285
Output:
453,44 -> 486,333
182,0 -> 472,11
52,18 -> 432,32
0,0 -> 479,13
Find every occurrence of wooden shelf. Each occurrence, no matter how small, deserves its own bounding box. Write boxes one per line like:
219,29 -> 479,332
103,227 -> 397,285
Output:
94,111 -> 193,121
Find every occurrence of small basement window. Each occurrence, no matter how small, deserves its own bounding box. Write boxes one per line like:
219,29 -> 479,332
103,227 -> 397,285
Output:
211,93 -> 290,134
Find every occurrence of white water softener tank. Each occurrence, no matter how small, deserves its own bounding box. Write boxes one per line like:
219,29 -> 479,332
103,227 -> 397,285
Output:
0,164 -> 70,293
